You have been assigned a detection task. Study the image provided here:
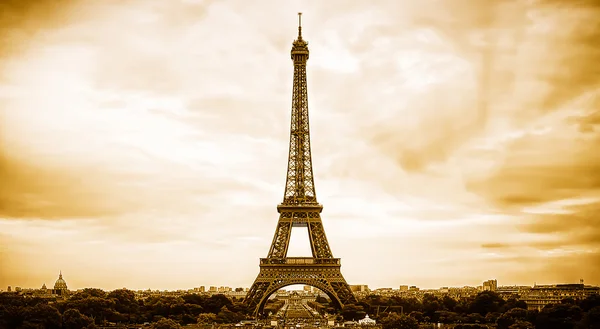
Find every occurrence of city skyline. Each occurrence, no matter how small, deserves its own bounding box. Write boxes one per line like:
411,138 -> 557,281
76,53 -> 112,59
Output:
1,0 -> 599,291
3,273 -> 596,292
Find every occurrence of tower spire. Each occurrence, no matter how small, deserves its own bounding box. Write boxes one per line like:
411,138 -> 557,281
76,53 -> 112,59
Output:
297,12 -> 302,39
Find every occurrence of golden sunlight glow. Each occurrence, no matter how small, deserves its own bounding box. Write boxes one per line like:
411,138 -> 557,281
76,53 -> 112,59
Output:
0,0 -> 599,291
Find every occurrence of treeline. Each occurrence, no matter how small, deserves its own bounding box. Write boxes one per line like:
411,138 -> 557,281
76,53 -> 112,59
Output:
1,289 -> 599,329
0,289 -> 250,329
335,291 -> 600,329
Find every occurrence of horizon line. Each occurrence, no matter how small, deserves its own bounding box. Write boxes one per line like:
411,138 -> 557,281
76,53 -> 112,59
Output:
5,280 -> 596,292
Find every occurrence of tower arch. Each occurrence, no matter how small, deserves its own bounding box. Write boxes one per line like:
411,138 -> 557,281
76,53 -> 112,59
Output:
256,281 -> 342,316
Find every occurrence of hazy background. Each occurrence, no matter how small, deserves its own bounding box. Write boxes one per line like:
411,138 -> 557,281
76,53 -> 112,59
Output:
1,0 -> 599,291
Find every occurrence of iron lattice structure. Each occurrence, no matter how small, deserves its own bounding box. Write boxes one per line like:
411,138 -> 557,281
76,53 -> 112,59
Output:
244,13 -> 357,317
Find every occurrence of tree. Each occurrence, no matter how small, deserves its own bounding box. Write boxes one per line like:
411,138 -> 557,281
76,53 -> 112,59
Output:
65,296 -> 116,324
18,322 -> 44,329
151,317 -> 182,329
442,295 -> 458,312
408,311 -> 424,323
436,311 -> 460,324
535,303 -> 582,329
454,298 -> 471,314
497,308 -> 528,329
341,304 -> 366,321
485,312 -> 502,324
466,313 -> 485,324
508,320 -> 534,329
525,309 -> 538,324
22,303 -> 62,329
203,294 -> 232,314
69,288 -> 107,301
380,312 -> 418,329
502,298 -> 527,312
469,291 -> 505,316
580,294 -> 600,312
422,294 -> 442,319
197,313 -> 217,324
181,294 -> 206,306
107,289 -> 139,322
63,309 -> 95,329
216,306 -> 245,324
579,305 -> 600,329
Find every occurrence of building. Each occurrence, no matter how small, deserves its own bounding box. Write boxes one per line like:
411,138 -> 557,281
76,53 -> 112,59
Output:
52,271 -> 69,296
522,284 -> 600,311
358,315 -> 377,326
399,285 -> 409,292
483,279 -> 498,292
497,285 -> 532,299
350,285 -> 370,292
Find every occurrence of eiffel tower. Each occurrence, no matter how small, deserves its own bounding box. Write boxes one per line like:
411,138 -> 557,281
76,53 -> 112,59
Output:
244,13 -> 357,317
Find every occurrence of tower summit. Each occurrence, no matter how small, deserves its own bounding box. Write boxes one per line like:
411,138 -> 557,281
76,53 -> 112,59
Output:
244,14 -> 356,317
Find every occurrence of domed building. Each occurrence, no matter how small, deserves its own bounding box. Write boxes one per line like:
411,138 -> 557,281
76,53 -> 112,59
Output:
33,283 -> 52,298
52,271 -> 69,296
358,314 -> 377,326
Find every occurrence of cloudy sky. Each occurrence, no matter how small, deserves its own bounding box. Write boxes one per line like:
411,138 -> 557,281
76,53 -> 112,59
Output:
1,0 -> 599,291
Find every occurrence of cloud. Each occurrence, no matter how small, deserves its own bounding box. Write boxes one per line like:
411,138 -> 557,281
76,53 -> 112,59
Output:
466,104 -> 600,270
0,141 -> 264,221
0,153 -> 135,219
0,0 -> 78,59
347,2 -> 521,173
356,0 -> 600,173
467,130 -> 600,208
531,1 -> 600,112
540,251 -> 600,284
497,252 -> 600,285
481,243 -> 509,249
480,201 -> 600,252
521,201 -> 600,248
568,96 -> 600,133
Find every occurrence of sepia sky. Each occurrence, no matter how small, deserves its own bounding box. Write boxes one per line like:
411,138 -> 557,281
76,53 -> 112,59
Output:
1,0 -> 599,291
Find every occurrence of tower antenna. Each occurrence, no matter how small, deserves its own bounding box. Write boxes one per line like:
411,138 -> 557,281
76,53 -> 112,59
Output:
298,12 -> 302,38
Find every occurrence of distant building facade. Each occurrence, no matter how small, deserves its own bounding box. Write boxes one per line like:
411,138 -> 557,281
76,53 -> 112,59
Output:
483,279 -> 498,292
350,285 -> 370,292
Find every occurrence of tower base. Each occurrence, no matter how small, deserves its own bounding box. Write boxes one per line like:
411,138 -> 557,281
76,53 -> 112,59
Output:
244,257 -> 357,317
